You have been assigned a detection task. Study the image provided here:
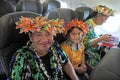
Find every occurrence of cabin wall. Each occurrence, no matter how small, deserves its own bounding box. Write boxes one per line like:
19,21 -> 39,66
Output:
70,0 -> 120,14
40,0 -> 120,13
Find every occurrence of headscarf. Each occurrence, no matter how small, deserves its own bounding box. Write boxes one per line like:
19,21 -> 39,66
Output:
94,5 -> 114,16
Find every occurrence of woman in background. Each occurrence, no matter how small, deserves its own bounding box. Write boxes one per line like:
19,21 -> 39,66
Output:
84,5 -> 114,68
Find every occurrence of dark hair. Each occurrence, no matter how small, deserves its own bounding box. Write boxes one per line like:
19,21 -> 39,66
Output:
66,26 -> 82,37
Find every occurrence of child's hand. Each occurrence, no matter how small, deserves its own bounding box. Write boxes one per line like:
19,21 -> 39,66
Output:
75,64 -> 87,74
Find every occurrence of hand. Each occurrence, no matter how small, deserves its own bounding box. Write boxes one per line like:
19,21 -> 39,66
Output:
75,67 -> 86,74
81,64 -> 87,70
75,64 -> 87,74
101,34 -> 114,42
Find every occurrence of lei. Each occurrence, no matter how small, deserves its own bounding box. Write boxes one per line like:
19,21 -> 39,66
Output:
15,16 -> 65,36
8,43 -> 67,80
31,45 -> 64,80
64,19 -> 87,36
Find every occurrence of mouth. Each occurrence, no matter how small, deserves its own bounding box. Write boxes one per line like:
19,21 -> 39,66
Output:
73,39 -> 79,41
39,42 -> 49,47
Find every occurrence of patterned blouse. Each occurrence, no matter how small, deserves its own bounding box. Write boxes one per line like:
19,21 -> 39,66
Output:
7,42 -> 68,80
84,19 -> 100,68
61,40 -> 85,67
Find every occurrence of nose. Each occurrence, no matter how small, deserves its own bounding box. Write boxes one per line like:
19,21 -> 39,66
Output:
40,35 -> 49,41
75,34 -> 80,39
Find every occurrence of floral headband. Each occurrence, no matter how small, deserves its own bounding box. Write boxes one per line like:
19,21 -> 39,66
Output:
15,16 -> 65,35
94,5 -> 114,16
64,19 -> 87,35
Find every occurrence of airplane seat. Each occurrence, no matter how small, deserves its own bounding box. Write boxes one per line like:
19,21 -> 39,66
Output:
75,7 -> 93,21
117,41 -> 120,47
42,0 -> 61,17
89,47 -> 120,80
0,11 -> 41,79
0,0 -> 15,17
6,0 -> 20,6
16,0 -> 43,14
47,8 -> 78,44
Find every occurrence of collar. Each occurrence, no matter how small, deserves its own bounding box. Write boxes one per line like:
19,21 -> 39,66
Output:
66,40 -> 82,50
90,19 -> 97,27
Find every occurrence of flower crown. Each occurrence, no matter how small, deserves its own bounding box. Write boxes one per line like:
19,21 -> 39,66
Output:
16,16 -> 65,35
94,5 -> 114,16
64,19 -> 87,35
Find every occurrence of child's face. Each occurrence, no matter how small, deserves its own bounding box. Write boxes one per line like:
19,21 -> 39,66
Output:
69,27 -> 82,44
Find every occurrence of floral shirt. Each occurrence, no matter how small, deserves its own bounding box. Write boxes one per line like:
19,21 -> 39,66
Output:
84,19 -> 100,67
61,40 -> 85,67
7,42 -> 68,80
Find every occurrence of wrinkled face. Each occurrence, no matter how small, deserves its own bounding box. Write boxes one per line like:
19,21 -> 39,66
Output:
69,27 -> 82,44
29,30 -> 54,54
97,13 -> 109,25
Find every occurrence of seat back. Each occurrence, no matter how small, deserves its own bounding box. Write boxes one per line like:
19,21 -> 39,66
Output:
48,8 -> 78,44
16,0 -> 43,14
90,47 -> 120,80
48,8 -> 78,23
0,11 -> 41,79
75,7 -> 93,21
42,0 -> 61,17
0,0 -> 15,17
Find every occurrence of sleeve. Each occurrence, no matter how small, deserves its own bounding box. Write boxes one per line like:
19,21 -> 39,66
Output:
58,48 -> 68,66
84,27 -> 98,50
54,42 -> 68,66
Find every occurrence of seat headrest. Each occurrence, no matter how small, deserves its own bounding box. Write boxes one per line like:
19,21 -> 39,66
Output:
0,0 -> 15,17
42,0 -> 61,16
47,8 -> 78,44
16,0 -> 43,14
0,11 -> 41,49
75,7 -> 93,21
48,8 -> 78,23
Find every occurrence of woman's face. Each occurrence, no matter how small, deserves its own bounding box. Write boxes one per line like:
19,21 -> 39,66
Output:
69,27 -> 82,44
96,14 -> 109,25
29,30 -> 54,54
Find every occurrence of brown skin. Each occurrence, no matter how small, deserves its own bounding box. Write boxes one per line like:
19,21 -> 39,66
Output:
29,30 -> 53,57
64,60 -> 79,80
93,13 -> 109,25
29,30 -> 79,80
69,28 -> 82,48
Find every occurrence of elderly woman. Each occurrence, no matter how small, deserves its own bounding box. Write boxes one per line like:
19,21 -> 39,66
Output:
84,5 -> 114,68
7,16 -> 79,80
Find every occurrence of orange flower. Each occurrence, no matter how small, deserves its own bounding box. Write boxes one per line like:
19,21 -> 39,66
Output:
64,19 -> 87,35
15,16 -> 64,35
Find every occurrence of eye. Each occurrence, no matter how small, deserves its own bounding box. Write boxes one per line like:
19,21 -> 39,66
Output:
72,33 -> 76,35
46,32 -> 52,36
32,32 -> 42,36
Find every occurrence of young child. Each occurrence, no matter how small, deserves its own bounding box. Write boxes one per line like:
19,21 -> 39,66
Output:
61,19 -> 88,80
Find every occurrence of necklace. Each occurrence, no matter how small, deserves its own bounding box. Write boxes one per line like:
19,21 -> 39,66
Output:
31,45 -> 64,80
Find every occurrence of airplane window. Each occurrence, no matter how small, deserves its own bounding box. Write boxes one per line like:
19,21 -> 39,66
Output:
59,1 -> 68,8
77,3 -> 86,7
95,13 -> 120,40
